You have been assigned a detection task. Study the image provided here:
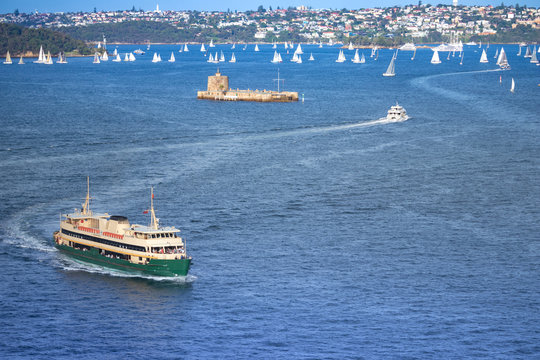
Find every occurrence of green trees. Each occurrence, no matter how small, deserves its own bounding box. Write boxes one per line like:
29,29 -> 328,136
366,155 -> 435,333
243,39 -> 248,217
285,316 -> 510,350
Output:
0,23 -> 92,55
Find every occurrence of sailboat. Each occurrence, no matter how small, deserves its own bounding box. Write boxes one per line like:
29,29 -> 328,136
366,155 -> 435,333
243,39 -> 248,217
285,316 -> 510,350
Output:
374,49 -> 379,61
113,53 -> 122,62
129,52 -> 136,61
3,51 -> 12,64
308,53 -> 314,61
360,53 -> 365,64
430,50 -> 441,64
168,52 -> 175,62
524,46 -> 531,58
336,49 -> 346,63
319,41 -> 323,48
517,46 -> 522,56
113,48 -> 118,56
18,55 -> 24,64
183,44 -> 189,52
57,52 -> 68,64
496,47 -> 510,69
479,49 -> 488,63
34,45 -> 45,63
352,49 -> 361,63
100,51 -> 109,61
209,39 -> 215,48
284,42 -> 288,50
295,44 -> 303,54
219,51 -> 225,62
531,46 -> 539,64
229,53 -> 236,63
207,53 -> 214,63
348,42 -> 354,50
271,51 -> 282,63
243,44 -> 247,51
231,43 -> 236,49
152,52 -> 160,63
411,48 -> 416,60
178,46 -> 183,53
254,44 -> 260,52
510,78 -> 515,93
43,51 -> 53,65
200,43 -> 206,52
447,51 -> 450,60
460,52 -> 464,65
494,48 -> 499,58
291,52 -> 299,62
296,55 -> 302,64
383,54 -> 396,77
124,53 -> 130,61
93,52 -> 101,64
272,42 -> 277,49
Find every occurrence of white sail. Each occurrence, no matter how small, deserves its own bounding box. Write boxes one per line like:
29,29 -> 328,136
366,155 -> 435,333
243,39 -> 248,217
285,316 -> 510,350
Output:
232,43 -> 235,49
348,42 -> 354,50
124,53 -> 129,61
129,52 -> 136,61
336,49 -> 346,63
383,54 -> 396,77
517,46 -> 521,56
101,51 -> 109,61
169,52 -> 175,62
254,44 -> 260,52
295,44 -> 303,54
34,45 -> 45,63
272,42 -> 276,49
297,55 -> 302,63
18,55 -> 24,64
496,47 -> 508,68
158,54 -> 162,61
308,53 -> 314,61
97,41 -> 101,49
209,39 -> 214,48
229,53 -> 236,63
524,46 -> 531,58
113,48 -> 118,56
460,52 -> 464,65
184,44 -> 189,52
152,52 -> 159,62
431,50 -> 441,64
93,52 -> 100,64
207,53 -> 214,63
200,44 -> 206,52
291,52 -> 299,62
277,53 -> 282,62
510,78 -> 515,93
219,51 -> 225,62
57,52 -> 67,64
479,49 -> 488,63
352,49 -> 360,63
360,53 -> 366,63
271,51 -> 280,63
3,51 -> 12,64
319,41 -> 323,48
494,48 -> 499,58
411,48 -> 416,60
45,51 -> 53,65
113,54 -> 121,62
531,46 -> 538,64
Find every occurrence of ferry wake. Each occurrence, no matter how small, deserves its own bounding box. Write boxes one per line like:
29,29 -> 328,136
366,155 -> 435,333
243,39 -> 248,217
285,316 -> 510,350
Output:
53,178 -> 191,277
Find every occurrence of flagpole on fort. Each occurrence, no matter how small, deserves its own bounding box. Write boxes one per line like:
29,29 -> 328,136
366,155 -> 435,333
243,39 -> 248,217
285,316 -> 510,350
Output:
273,68 -> 284,93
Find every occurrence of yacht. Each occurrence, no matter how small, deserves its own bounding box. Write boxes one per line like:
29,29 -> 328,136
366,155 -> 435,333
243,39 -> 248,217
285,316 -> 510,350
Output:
382,103 -> 409,122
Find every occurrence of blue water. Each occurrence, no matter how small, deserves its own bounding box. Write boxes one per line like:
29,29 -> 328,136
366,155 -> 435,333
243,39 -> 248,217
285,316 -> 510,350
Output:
1,44 -> 539,358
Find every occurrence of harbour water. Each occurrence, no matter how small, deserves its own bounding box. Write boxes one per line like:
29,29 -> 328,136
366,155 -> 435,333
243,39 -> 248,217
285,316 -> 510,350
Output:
1,44 -> 539,358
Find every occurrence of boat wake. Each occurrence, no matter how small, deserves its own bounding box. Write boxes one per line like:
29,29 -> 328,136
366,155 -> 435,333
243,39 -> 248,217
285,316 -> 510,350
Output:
56,255 -> 197,283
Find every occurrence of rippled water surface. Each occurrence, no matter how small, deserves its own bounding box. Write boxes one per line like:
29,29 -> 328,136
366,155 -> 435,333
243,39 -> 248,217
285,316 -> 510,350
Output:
1,44 -> 539,359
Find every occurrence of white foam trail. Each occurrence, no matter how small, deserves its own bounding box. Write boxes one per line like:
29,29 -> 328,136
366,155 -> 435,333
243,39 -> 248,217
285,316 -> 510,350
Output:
2,204 -> 56,253
56,256 -> 197,283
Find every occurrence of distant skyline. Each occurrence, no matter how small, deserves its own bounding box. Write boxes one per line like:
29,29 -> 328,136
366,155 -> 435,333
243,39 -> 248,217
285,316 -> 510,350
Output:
1,0 -> 539,13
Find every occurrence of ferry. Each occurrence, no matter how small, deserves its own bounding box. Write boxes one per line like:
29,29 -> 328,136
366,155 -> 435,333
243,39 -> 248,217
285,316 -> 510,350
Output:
53,178 -> 191,277
382,102 -> 409,122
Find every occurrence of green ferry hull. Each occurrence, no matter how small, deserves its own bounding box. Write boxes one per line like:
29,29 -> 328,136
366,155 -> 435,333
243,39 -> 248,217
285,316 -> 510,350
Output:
55,244 -> 191,277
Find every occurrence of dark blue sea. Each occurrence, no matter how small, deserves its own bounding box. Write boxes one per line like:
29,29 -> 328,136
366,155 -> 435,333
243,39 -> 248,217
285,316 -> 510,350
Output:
1,44 -> 539,359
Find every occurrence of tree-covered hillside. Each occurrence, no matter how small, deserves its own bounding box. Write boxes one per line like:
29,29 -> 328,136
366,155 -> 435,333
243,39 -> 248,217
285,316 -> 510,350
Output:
0,23 -> 92,55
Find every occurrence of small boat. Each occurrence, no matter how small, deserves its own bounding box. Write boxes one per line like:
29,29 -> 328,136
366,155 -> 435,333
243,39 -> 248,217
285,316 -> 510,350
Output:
319,41 -> 323,48
93,52 -> 101,64
291,52 -> 299,62
447,51 -> 451,60
496,47 -> 510,70
460,52 -> 464,65
494,48 -> 499,59
124,53 -> 130,61
381,102 -> 409,122
178,46 -> 183,53
152,52 -> 160,63
100,51 -> 109,61
374,49 -> 379,61
3,51 -> 12,64
272,42 -> 276,49
348,42 -> 354,50
219,51 -> 225,62
295,44 -> 303,55
352,49 -> 361,63
183,44 -> 189,52
254,44 -> 260,52
517,46 -> 522,56
209,39 -> 215,48
308,53 -> 314,61
57,52 -> 68,64
44,51 -> 53,65
34,45 -> 45,63
411,48 -> 416,60
479,49 -> 488,63
524,46 -> 531,58
133,49 -> 145,55
431,50 -> 441,64
231,43 -> 236,49
531,46 -> 538,64
271,51 -> 281,63
113,48 -> 118,56
129,52 -> 136,61
243,44 -> 247,51
18,55 -> 24,64
510,78 -> 515,93
200,43 -> 206,52
296,55 -> 302,64
112,54 -> 122,62
359,53 -> 365,63
336,49 -> 346,63
383,54 -> 396,77
207,53 -> 214,63
399,43 -> 416,51
229,53 -> 236,63
147,44 -> 150,50
168,52 -> 175,62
